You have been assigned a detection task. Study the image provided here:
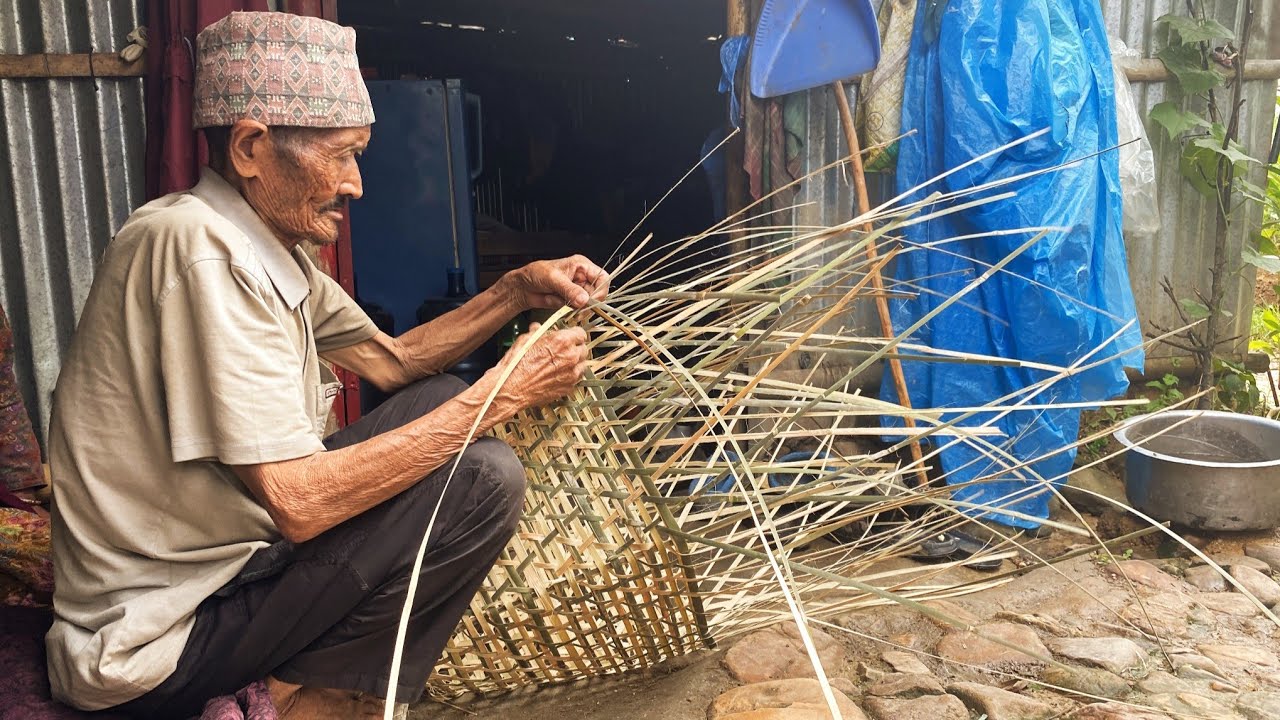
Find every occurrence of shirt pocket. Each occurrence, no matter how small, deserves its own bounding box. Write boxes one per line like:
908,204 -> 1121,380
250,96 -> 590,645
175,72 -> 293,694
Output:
312,363 -> 343,436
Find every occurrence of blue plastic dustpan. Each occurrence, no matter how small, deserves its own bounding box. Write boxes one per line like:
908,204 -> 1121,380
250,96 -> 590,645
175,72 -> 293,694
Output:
749,0 -> 881,99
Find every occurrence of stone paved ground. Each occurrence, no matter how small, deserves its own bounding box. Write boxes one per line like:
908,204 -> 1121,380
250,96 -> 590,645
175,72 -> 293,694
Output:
415,517 -> 1280,720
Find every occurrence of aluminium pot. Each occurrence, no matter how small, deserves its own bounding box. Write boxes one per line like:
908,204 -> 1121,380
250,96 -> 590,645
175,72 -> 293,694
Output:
1113,410 -> 1280,532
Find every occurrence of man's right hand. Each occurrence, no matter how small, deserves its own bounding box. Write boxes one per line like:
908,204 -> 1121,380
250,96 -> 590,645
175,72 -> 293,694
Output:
488,324 -> 589,413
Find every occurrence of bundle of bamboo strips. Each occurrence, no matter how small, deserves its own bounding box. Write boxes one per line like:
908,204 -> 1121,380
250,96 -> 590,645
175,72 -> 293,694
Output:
404,134 -> 1122,698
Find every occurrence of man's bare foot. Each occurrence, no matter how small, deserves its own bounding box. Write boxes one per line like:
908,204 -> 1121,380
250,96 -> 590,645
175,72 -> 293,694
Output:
264,676 -> 396,719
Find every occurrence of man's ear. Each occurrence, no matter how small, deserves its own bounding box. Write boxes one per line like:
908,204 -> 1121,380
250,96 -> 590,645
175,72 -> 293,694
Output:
227,120 -> 271,179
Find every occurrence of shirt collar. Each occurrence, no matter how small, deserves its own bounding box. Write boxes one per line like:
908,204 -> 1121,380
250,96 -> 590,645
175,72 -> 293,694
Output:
190,167 -> 310,310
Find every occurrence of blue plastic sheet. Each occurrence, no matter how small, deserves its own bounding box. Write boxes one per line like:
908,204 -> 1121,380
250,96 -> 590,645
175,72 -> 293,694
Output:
881,0 -> 1145,528
719,36 -> 751,128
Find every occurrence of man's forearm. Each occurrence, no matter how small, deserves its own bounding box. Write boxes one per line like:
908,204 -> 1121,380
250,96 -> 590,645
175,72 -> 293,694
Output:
390,278 -> 522,386
241,375 -> 517,543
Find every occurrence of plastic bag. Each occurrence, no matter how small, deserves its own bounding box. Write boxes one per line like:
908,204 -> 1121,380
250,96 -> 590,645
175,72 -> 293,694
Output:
882,0 -> 1145,529
860,0 -> 916,172
1112,38 -> 1161,237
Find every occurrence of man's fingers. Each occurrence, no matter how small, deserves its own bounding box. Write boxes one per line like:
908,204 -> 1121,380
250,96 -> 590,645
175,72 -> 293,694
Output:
523,257 -> 609,310
571,263 -> 610,303
568,288 -> 590,309
583,267 -> 611,301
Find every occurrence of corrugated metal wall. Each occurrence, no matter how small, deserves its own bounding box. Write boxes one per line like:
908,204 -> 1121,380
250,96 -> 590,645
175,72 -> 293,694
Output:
1102,0 -> 1275,359
0,0 -> 146,447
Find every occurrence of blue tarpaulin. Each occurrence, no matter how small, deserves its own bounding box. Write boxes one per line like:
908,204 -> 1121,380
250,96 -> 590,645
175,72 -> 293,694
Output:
719,36 -> 751,128
881,0 -> 1145,528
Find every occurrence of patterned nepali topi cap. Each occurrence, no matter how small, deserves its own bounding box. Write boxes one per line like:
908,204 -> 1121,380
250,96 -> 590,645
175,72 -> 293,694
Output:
193,11 -> 374,129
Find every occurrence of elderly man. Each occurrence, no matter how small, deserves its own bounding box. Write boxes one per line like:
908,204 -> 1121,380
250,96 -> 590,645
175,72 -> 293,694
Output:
46,11 -> 607,719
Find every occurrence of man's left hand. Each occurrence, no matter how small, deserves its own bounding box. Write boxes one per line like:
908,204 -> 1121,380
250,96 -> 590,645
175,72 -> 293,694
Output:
507,255 -> 610,311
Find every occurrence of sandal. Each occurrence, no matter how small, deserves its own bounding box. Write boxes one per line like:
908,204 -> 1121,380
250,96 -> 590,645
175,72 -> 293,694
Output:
911,529 -> 1003,572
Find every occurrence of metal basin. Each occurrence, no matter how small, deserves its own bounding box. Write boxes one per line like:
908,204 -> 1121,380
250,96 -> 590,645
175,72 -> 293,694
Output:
1114,410 -> 1280,531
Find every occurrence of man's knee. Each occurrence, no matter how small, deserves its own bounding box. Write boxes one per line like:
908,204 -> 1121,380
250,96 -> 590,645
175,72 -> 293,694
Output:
464,437 -> 526,531
329,375 -> 474,452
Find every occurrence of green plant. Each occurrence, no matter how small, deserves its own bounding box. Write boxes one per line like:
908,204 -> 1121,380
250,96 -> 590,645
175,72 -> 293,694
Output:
1080,373 -> 1185,459
1240,164 -> 1280,292
1252,304 -> 1279,345
1147,0 -> 1269,408
1246,158 -> 1279,245
1251,303 -> 1280,407
1213,356 -> 1262,413
1091,547 -> 1135,566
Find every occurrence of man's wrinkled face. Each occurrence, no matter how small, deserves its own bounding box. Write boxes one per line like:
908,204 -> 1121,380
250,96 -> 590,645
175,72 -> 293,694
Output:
247,125 -> 371,246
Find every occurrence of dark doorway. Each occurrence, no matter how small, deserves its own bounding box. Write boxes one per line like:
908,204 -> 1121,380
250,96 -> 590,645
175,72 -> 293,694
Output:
341,1 -> 727,285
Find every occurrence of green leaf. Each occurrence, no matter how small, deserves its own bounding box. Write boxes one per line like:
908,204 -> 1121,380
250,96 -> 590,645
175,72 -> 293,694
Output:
1156,14 -> 1235,44
1179,142 -> 1221,198
1242,245 -> 1280,272
1156,44 -> 1225,94
1189,136 -> 1257,167
1263,307 -> 1280,329
1239,178 -> 1268,203
1180,298 -> 1211,319
1177,124 -> 1258,199
1149,102 -> 1208,140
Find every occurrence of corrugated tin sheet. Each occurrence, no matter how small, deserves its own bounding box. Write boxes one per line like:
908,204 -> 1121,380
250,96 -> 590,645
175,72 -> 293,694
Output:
787,82 -> 871,332
1102,0 -> 1275,359
0,0 -> 146,447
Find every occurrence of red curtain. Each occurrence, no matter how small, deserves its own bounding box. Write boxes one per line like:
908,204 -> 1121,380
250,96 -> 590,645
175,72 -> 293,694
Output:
144,0 -> 269,199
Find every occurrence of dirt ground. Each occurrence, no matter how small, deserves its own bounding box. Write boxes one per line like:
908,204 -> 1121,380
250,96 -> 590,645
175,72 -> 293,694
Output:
1257,270 -> 1279,310
408,499 -> 1280,719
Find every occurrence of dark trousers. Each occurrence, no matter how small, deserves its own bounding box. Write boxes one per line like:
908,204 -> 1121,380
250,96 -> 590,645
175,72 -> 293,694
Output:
115,375 -> 526,719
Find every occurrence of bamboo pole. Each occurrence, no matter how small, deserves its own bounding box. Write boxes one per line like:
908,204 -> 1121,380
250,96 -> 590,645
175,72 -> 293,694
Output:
831,80 -> 931,490
0,53 -> 144,78
1118,57 -> 1280,83
725,0 -> 751,257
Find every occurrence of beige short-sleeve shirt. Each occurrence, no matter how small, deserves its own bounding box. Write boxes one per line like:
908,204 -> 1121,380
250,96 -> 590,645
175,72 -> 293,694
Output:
46,168 -> 377,710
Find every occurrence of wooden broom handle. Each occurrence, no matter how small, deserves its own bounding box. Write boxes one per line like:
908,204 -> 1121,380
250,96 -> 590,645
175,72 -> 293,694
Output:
832,81 -> 930,490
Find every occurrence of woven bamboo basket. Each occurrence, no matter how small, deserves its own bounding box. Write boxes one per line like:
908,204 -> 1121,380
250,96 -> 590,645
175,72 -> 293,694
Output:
430,384 -> 707,695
